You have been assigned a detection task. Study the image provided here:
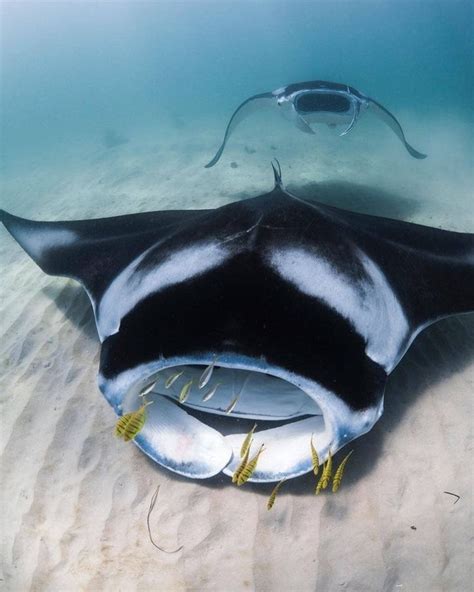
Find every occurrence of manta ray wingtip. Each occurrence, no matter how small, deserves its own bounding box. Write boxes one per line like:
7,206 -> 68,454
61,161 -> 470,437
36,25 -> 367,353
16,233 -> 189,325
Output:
407,145 -> 427,159
204,149 -> 223,168
0,209 -> 11,225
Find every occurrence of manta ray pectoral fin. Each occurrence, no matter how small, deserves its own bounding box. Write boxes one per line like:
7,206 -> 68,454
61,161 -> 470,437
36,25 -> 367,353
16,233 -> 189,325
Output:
368,98 -> 427,159
339,104 -> 360,137
204,92 -> 275,168
0,207 -> 206,314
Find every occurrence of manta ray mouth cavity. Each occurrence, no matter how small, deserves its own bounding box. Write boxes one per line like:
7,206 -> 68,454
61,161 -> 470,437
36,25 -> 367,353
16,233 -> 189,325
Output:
115,361 -> 337,482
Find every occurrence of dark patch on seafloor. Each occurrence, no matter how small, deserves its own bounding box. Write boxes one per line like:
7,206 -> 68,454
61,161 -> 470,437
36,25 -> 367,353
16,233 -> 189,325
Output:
42,283 -> 98,341
290,180 -> 420,220
171,114 -> 186,129
232,181 -> 419,221
102,129 -> 129,149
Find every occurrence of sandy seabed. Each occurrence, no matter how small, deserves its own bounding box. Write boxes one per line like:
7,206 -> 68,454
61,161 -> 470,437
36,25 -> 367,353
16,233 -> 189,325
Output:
1,111 -> 473,591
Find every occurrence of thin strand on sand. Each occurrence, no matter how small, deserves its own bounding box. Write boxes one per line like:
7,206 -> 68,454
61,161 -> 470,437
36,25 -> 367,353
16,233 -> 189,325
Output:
147,485 -> 183,554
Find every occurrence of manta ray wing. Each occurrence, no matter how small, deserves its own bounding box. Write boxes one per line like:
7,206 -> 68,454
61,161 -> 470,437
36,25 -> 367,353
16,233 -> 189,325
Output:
2,178 -> 472,481
367,98 -> 427,159
0,208 -> 208,326
205,92 -> 275,168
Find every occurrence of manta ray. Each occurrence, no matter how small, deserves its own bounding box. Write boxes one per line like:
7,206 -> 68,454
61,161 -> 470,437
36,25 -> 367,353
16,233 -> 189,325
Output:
1,164 -> 472,483
205,80 -> 427,167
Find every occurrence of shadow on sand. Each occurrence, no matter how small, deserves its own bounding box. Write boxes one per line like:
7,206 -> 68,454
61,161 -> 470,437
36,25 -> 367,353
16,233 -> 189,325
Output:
233,179 -> 420,221
289,180 -> 420,220
42,282 -> 98,342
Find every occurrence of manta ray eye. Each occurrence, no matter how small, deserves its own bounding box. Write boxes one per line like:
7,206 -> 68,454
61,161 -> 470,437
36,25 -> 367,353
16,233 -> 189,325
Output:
296,92 -> 350,114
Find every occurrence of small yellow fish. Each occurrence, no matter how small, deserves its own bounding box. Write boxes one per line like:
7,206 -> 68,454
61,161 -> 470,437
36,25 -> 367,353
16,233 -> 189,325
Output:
198,357 -> 217,389
179,379 -> 193,403
139,379 -> 158,397
315,449 -> 333,495
232,443 -> 252,483
240,423 -> 257,458
225,393 -> 240,414
165,370 -> 184,389
267,479 -> 286,510
332,450 -> 354,493
237,444 -> 265,486
115,402 -> 153,442
202,382 -> 221,402
310,434 -> 320,476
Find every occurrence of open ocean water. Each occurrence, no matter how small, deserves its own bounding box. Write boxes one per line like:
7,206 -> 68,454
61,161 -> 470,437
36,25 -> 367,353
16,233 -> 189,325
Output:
1,1 -> 472,226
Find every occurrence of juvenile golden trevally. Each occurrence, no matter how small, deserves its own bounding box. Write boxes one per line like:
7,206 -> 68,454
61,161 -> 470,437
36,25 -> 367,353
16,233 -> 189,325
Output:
139,379 -> 158,397
315,449 -> 333,495
232,445 -> 251,484
225,393 -> 240,414
201,382 -> 221,402
165,370 -> 184,389
240,423 -> 257,458
115,401 -> 153,442
237,444 -> 265,486
198,357 -> 217,389
179,380 -> 193,403
310,434 -> 320,476
267,479 -> 286,510
332,450 -> 354,493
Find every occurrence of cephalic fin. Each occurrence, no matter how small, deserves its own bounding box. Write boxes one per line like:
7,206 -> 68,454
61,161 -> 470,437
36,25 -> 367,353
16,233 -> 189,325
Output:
339,103 -> 360,136
205,92 -> 275,168
294,114 -> 315,135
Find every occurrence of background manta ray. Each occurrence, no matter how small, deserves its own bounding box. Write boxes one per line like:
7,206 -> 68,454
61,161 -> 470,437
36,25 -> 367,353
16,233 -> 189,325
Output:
205,81 -> 427,167
1,164 -> 471,483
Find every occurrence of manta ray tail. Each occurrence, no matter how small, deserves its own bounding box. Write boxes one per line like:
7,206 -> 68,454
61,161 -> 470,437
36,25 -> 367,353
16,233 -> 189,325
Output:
368,98 -> 427,159
271,159 -> 283,188
205,92 -> 275,168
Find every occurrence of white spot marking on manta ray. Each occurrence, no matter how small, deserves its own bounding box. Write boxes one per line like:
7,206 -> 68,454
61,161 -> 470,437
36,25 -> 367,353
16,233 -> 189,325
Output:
97,242 -> 230,341
13,227 -> 77,258
269,247 -> 409,371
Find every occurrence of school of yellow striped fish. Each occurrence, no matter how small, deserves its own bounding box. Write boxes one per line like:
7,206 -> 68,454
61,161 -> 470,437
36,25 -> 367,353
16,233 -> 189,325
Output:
113,360 -> 354,509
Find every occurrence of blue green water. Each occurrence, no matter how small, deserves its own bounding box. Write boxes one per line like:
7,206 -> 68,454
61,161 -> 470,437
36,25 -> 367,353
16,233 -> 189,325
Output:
1,1 -> 472,169
0,7 -> 473,589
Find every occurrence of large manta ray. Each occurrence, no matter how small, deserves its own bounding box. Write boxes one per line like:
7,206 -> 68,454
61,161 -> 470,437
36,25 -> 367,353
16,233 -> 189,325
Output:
205,80 -> 427,167
1,165 -> 472,483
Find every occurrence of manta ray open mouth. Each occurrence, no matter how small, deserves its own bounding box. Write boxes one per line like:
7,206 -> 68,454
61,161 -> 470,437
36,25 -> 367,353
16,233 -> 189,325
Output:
295,92 -> 351,113
112,362 -> 330,483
